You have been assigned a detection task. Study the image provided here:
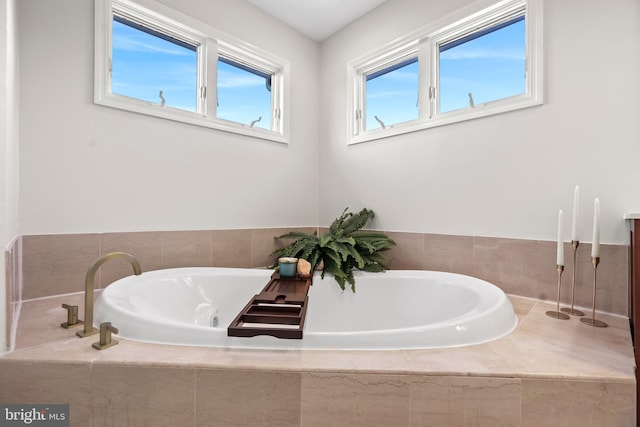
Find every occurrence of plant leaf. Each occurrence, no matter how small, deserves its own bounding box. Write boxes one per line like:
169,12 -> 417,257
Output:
322,245 -> 343,268
275,231 -> 316,240
341,208 -> 374,235
319,233 -> 333,247
269,207 -> 394,292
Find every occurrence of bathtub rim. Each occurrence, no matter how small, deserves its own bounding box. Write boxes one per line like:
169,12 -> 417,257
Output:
94,267 -> 519,351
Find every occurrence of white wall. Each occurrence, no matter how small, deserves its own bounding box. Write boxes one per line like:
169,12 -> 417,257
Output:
319,0 -> 640,245
17,0 -> 320,235
7,0 -> 639,351
14,0 -> 640,245
0,0 -> 7,354
1,0 -> 19,352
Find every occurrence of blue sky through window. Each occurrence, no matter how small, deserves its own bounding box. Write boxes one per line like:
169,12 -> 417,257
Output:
112,18 -> 272,129
111,19 -> 198,112
366,60 -> 419,131
112,13 -> 524,134
439,19 -> 526,113
363,18 -> 525,129
216,60 -> 272,130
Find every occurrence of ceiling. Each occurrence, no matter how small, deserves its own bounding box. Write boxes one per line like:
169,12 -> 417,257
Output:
247,0 -> 388,41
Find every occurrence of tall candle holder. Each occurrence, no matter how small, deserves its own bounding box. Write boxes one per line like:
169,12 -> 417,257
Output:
546,265 -> 570,320
560,240 -> 585,316
580,257 -> 608,327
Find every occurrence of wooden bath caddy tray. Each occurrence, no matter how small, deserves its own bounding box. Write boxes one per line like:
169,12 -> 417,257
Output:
227,271 -> 312,339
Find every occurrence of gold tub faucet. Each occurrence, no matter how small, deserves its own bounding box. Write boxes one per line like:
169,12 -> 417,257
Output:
92,322 -> 119,350
77,252 -> 142,338
60,303 -> 83,329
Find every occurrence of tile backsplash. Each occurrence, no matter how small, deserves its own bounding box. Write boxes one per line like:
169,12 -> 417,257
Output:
11,228 -> 629,316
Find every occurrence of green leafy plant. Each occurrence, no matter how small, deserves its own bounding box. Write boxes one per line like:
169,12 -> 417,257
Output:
271,207 -> 395,291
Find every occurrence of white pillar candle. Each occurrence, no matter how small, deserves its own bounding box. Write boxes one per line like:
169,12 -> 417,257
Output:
557,209 -> 564,266
591,198 -> 600,258
571,185 -> 579,241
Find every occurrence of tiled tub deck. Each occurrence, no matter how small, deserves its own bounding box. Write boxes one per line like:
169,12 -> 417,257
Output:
0,292 -> 635,427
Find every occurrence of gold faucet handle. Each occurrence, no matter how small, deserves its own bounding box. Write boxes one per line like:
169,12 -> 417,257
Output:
92,322 -> 119,350
60,304 -> 83,329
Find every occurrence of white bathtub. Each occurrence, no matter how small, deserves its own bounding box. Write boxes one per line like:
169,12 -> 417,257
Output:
94,267 -> 517,350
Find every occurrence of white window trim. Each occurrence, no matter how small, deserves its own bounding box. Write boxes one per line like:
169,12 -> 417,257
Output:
94,0 -> 290,143
353,41 -> 420,136
348,0 -> 543,145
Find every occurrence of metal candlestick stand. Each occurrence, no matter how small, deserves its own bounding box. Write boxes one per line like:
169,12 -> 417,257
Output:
580,257 -> 608,327
560,240 -> 585,316
546,265 -> 570,320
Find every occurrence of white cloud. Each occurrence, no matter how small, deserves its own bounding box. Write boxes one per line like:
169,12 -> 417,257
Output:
367,89 -> 417,100
113,35 -> 191,56
217,70 -> 266,89
374,70 -> 418,82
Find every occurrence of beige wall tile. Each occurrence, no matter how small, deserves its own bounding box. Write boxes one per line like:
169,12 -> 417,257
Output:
16,229 -> 629,315
472,236 -> 556,300
5,236 -> 21,348
160,230 -> 212,268
92,365 -> 195,427
0,361 -> 92,427
252,227 -> 315,268
6,236 -> 20,305
99,232 -> 164,287
472,236 -> 628,315
85,230 -> 213,289
521,378 -> 635,427
195,368 -> 301,427
410,376 -> 521,427
423,233 -> 474,276
385,231 -> 423,270
99,230 -> 214,287
212,229 -> 252,268
22,234 -> 100,299
301,372 -> 411,427
568,243 -> 629,316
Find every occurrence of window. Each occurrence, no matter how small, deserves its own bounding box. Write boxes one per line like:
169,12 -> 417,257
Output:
217,55 -> 273,130
95,0 -> 289,143
350,0 -> 542,144
111,15 -> 199,112
438,15 -> 525,114
365,56 -> 419,131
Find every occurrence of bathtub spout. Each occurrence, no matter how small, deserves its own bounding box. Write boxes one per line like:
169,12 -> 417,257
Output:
77,252 -> 142,338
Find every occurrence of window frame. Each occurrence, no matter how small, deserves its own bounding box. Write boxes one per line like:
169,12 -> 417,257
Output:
94,0 -> 289,143
354,42 -> 421,134
109,11 -> 203,114
348,0 -> 542,145
215,43 -> 282,134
